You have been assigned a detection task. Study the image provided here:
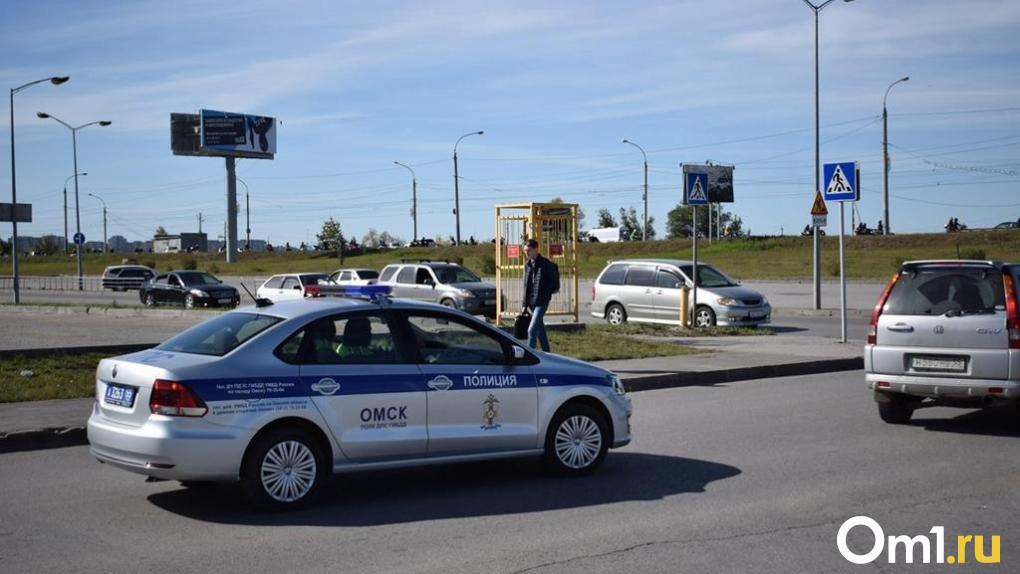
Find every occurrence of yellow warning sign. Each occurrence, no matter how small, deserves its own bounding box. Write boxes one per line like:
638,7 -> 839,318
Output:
810,190 -> 828,216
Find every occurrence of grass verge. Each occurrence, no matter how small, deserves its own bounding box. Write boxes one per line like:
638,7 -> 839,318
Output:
591,323 -> 774,337
548,327 -> 704,362
0,353 -> 105,403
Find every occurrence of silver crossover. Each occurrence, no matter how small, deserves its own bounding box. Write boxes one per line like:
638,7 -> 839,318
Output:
865,259 -> 1020,423
591,259 -> 771,327
87,292 -> 631,510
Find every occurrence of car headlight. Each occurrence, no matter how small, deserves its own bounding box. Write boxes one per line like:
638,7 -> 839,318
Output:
458,289 -> 475,298
609,374 -> 626,395
716,297 -> 738,306
190,289 -> 209,298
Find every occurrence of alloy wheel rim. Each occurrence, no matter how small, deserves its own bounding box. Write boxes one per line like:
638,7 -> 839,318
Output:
696,311 -> 712,327
554,415 -> 602,469
608,308 -> 623,324
261,440 -> 317,503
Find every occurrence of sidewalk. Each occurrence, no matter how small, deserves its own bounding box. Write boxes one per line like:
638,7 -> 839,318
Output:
0,334 -> 862,453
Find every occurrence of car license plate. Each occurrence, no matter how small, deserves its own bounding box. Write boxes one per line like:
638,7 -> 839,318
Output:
750,311 -> 766,319
104,383 -> 136,408
485,299 -> 497,306
218,298 -> 232,304
910,355 -> 967,373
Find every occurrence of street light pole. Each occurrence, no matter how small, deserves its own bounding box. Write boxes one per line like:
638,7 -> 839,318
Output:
883,76 -> 909,235
87,193 -> 107,253
394,161 -> 418,242
453,130 -> 483,245
622,139 -> 649,241
802,0 -> 854,310
37,112 -> 112,290
63,172 -> 86,254
8,76 -> 69,304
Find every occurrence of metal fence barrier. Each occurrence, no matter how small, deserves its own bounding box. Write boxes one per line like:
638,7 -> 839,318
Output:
0,275 -> 105,292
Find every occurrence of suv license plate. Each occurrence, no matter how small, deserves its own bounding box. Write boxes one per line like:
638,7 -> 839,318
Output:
218,298 -> 232,304
910,356 -> 967,373
104,384 -> 136,408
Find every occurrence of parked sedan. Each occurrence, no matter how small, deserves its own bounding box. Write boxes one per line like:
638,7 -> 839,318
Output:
256,273 -> 329,302
101,265 -> 155,291
592,259 -> 771,327
139,271 -> 239,309
327,268 -> 379,286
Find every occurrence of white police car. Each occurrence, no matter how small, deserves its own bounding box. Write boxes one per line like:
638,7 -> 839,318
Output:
87,286 -> 632,510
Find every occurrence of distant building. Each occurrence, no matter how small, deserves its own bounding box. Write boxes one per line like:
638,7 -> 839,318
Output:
153,232 -> 208,253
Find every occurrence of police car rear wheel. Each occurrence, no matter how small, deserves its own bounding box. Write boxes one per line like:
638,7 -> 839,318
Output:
543,404 -> 608,476
241,429 -> 325,510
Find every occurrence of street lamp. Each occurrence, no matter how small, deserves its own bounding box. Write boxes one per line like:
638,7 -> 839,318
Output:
802,0 -> 854,310
63,172 -> 86,253
236,177 -> 250,250
9,75 -> 69,304
394,161 -> 418,242
36,112 -> 112,289
883,76 -> 909,235
87,192 -> 107,253
622,139 -> 649,241
453,130 -> 483,245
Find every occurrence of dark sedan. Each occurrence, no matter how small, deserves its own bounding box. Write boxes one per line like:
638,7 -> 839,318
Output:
139,271 -> 240,309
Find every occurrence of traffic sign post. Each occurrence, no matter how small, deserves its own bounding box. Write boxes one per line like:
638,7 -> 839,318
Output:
823,161 -> 859,344
684,170 -> 710,326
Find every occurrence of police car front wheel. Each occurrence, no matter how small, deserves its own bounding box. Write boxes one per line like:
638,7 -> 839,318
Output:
543,404 -> 608,476
241,428 -> 326,510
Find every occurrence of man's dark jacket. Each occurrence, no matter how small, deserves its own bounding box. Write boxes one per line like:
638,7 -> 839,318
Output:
524,254 -> 557,309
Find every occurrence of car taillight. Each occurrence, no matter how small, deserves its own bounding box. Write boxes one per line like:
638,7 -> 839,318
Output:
868,272 -> 901,345
304,285 -> 321,297
150,379 -> 207,417
1003,273 -> 1020,349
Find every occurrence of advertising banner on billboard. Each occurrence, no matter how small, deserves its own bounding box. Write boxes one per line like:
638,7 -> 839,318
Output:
199,110 -> 276,159
682,164 -> 734,204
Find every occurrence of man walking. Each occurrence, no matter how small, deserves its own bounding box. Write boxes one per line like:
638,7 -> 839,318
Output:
522,239 -> 558,351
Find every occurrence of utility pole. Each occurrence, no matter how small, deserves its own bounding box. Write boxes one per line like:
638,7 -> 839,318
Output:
453,131 -> 483,245
883,76 -> 909,235
198,212 -> 204,233
246,191 -> 251,250
622,139 -> 649,240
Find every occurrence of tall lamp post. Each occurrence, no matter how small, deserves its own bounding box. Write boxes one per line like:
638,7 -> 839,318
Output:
802,0 -> 854,310
9,75 -> 69,304
63,172 -> 86,253
883,76 -> 909,235
87,193 -> 107,253
453,130 -> 483,245
36,112 -> 111,290
236,177 -> 250,250
394,161 -> 418,242
622,138 -> 649,241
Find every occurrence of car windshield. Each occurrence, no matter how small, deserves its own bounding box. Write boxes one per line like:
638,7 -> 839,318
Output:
157,313 -> 283,356
177,271 -> 221,286
301,274 -> 328,285
677,265 -> 738,287
434,265 -> 481,284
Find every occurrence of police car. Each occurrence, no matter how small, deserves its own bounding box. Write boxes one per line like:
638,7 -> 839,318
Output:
87,286 -> 632,510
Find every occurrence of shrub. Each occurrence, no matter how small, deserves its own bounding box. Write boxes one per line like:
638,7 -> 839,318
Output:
481,254 -> 496,275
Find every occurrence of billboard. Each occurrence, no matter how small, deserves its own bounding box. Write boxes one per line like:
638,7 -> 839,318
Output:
170,113 -> 201,156
681,164 -> 734,203
199,110 -> 276,159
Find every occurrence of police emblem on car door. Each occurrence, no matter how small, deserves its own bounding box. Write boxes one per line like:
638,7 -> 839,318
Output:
288,312 -> 427,462
404,311 -> 537,456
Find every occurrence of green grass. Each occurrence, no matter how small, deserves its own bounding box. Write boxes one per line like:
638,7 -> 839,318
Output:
10,230 -> 1019,281
547,327 -> 704,362
591,323 -> 773,337
0,353 -> 105,403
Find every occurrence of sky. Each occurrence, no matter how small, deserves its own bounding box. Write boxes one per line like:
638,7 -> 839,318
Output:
2,0 -> 1019,247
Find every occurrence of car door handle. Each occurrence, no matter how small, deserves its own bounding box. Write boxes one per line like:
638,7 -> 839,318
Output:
427,378 -> 453,391
645,289 -> 652,294
655,290 -> 664,295
886,324 -> 914,333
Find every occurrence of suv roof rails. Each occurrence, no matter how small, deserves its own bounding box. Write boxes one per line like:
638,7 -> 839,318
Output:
398,259 -> 452,264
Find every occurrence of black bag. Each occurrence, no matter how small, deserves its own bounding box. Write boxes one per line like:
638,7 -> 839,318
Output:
514,312 -> 530,339
549,261 -> 560,294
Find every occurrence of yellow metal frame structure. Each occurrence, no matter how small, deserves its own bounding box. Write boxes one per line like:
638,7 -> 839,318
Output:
495,203 -> 579,325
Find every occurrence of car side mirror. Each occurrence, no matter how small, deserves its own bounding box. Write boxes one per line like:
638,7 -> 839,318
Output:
511,345 -> 526,361
293,285 -> 302,290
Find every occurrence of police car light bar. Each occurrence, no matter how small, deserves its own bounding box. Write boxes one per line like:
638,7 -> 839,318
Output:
317,284 -> 393,301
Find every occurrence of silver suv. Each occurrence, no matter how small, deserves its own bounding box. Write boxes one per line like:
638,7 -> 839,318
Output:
378,261 -> 498,318
591,259 -> 771,327
865,260 -> 1020,423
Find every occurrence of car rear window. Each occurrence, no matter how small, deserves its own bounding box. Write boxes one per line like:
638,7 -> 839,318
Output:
301,274 -> 328,285
157,313 -> 283,356
885,266 -> 1005,316
358,270 -> 379,279
598,264 -> 627,285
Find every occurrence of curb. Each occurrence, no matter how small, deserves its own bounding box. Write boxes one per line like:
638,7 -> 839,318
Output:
771,307 -> 870,319
0,356 -> 863,455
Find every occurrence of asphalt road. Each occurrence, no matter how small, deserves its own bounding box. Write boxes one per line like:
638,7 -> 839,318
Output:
1,370 -> 1016,573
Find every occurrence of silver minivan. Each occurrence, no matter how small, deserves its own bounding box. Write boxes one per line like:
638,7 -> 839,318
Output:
591,259 -> 771,327
378,261 -> 498,318
865,260 -> 1020,423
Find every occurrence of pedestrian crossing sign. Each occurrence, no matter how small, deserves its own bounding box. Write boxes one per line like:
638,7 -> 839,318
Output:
823,161 -> 858,202
685,172 -> 708,205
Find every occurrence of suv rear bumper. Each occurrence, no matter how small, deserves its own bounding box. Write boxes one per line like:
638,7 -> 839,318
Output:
865,372 -> 1019,400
